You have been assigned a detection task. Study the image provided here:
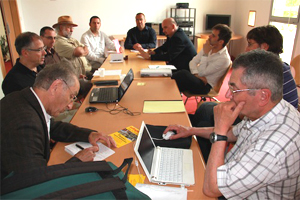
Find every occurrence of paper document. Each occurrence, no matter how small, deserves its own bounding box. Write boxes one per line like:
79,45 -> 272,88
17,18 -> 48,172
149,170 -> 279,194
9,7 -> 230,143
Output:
135,183 -> 187,200
148,65 -> 177,70
130,49 -> 148,53
143,100 -> 186,113
109,126 -> 139,148
65,142 -> 115,161
93,69 -> 122,77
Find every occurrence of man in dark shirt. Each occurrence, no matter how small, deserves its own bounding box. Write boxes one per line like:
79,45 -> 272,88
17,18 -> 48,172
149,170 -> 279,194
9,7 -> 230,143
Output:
40,26 -> 61,66
2,32 -> 46,96
124,13 -> 157,50
138,18 -> 197,71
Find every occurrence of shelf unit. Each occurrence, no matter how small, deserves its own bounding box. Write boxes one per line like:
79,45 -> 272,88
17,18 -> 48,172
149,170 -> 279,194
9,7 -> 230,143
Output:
170,8 -> 196,43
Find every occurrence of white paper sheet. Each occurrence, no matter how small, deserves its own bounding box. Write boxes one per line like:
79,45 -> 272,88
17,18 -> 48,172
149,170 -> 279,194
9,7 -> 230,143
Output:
65,142 -> 115,161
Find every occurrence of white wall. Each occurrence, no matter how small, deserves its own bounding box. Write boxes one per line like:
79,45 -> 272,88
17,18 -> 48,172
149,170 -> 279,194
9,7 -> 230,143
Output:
17,0 -> 237,41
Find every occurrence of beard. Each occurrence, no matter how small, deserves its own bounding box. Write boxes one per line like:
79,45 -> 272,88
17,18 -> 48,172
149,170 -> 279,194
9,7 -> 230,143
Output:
62,30 -> 72,38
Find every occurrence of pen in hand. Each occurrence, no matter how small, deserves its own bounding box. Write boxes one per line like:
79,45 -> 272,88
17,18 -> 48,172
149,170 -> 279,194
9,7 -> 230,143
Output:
76,144 -> 84,150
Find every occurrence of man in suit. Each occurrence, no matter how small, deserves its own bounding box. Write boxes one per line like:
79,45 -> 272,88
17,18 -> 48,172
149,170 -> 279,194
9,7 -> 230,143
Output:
2,32 -> 46,96
1,61 -> 116,179
138,18 -> 197,71
124,13 -> 157,50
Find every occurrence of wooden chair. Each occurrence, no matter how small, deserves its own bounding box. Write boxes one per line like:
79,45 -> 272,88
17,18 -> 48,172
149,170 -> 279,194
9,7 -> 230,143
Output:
290,54 -> 300,86
290,54 -> 300,111
183,62 -> 232,106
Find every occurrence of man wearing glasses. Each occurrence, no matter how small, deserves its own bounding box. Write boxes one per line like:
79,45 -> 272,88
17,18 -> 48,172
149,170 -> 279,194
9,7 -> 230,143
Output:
40,26 -> 61,66
1,61 -> 116,178
2,32 -> 46,96
164,50 -> 300,199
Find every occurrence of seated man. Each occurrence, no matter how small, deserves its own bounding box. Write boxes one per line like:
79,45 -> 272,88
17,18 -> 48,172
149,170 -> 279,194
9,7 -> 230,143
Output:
2,32 -> 46,96
191,25 -> 299,162
138,18 -> 197,71
53,15 -> 93,79
40,26 -> 61,66
1,61 -> 116,178
124,13 -> 157,50
40,26 -> 92,99
172,24 -> 232,94
164,50 -> 300,199
81,16 -> 123,71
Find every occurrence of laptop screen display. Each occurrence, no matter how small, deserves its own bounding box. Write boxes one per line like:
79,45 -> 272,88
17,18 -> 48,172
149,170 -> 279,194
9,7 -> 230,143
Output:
118,69 -> 134,101
137,126 -> 155,173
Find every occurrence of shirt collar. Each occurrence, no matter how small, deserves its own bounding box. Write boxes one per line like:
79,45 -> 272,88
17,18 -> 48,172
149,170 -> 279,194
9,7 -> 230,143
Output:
30,87 -> 51,124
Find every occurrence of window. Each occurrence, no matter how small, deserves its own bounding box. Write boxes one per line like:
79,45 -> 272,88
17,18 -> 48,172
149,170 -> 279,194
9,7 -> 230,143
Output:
269,0 -> 300,63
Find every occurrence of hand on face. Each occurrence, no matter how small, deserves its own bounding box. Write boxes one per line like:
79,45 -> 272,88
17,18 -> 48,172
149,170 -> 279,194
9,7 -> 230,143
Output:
213,101 -> 245,134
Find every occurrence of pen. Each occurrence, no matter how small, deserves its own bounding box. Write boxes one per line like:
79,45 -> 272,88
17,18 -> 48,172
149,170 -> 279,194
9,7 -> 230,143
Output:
75,144 -> 84,150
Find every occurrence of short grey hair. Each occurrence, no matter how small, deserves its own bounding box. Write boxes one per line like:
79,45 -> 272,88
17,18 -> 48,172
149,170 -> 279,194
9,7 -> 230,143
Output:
33,59 -> 78,90
232,49 -> 283,102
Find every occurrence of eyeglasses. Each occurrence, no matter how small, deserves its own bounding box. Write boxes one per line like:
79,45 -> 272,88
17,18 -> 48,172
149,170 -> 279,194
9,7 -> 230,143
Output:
26,47 -> 46,52
60,79 -> 77,102
229,85 -> 260,94
44,36 -> 56,40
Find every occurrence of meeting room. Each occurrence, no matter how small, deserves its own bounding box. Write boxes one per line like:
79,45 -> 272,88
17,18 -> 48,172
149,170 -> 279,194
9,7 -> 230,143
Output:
1,0 -> 300,199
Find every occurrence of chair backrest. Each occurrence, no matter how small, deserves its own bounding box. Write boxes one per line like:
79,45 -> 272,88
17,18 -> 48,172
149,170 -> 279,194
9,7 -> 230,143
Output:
290,54 -> 300,85
212,62 -> 232,93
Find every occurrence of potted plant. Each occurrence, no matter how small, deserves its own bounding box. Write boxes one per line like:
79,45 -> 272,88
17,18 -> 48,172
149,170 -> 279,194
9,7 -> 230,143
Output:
0,35 -> 9,61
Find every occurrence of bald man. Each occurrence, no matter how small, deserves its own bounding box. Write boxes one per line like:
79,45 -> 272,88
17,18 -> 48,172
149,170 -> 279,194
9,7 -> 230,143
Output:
139,18 -> 196,71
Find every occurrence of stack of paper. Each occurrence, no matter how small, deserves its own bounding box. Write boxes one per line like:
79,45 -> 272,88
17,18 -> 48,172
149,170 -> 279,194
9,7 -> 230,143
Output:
143,100 -> 186,113
65,142 -> 115,161
148,65 -> 177,70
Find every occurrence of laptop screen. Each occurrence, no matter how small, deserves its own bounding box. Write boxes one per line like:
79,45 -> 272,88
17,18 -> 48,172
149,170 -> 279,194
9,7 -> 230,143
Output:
137,124 -> 155,174
118,69 -> 134,101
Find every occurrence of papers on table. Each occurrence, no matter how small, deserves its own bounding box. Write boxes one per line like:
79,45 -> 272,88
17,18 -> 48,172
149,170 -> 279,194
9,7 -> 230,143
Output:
65,142 -> 115,161
143,100 -> 186,113
148,65 -> 177,70
130,49 -> 148,53
93,69 -> 122,77
135,183 -> 187,200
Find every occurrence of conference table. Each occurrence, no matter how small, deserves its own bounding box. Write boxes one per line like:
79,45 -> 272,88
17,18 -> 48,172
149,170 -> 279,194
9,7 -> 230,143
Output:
48,52 -> 215,199
91,49 -> 167,82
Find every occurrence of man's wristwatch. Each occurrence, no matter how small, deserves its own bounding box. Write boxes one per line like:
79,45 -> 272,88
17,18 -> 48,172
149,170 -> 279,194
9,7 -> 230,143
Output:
209,132 -> 228,143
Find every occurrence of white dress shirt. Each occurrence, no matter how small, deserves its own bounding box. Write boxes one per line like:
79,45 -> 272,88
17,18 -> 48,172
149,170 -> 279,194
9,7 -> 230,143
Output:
189,46 -> 231,88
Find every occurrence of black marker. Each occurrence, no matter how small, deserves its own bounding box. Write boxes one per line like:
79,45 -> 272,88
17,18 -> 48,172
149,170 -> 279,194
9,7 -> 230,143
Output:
76,144 -> 84,150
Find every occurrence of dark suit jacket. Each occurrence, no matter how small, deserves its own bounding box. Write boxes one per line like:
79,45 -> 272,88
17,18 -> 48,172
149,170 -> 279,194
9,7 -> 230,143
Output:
1,87 -> 93,178
151,28 -> 197,71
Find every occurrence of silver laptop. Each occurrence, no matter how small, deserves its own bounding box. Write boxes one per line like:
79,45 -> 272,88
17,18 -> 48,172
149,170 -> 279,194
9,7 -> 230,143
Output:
89,69 -> 134,103
134,121 -> 195,186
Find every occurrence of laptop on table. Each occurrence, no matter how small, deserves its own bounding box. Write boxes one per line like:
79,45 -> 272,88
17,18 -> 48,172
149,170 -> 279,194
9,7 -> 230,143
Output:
134,121 -> 195,186
89,69 -> 134,103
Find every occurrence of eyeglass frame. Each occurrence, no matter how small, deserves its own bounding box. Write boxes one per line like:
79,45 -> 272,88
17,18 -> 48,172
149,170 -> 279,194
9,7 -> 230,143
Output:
25,47 -> 46,52
59,79 -> 78,102
228,85 -> 261,94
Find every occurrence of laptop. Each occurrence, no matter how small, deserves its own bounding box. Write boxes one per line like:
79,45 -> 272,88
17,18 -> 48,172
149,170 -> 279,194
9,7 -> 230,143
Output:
134,121 -> 195,186
89,69 -> 134,103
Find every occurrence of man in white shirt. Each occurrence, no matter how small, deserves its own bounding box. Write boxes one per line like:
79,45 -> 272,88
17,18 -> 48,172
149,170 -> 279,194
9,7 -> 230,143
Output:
81,16 -> 123,71
172,24 -> 232,94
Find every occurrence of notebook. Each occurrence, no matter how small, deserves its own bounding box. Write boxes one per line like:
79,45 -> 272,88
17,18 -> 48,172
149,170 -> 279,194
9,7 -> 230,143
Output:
134,121 -> 195,186
89,69 -> 134,103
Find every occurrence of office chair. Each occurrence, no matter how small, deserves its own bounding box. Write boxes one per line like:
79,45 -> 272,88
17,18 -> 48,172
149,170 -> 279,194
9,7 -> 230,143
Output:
183,62 -> 232,108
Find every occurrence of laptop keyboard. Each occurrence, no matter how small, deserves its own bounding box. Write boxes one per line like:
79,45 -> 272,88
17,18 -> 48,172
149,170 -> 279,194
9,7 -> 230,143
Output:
158,148 -> 183,183
91,87 -> 117,102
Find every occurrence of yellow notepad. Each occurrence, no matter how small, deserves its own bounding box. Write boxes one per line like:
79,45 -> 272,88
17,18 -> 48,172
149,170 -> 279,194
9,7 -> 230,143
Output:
143,100 -> 186,113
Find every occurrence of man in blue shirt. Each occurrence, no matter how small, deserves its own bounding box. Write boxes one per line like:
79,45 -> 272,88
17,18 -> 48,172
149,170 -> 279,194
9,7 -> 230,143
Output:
124,13 -> 157,50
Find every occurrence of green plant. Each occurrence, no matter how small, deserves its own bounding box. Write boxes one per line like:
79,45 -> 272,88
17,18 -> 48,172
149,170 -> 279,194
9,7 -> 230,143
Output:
0,35 -> 9,60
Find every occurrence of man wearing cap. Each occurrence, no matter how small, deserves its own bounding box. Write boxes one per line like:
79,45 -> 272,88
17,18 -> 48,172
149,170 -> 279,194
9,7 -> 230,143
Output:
53,16 -> 93,79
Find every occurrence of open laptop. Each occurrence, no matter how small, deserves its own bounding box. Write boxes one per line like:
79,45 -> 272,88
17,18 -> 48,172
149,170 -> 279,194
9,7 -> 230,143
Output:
89,69 -> 134,103
134,121 -> 195,186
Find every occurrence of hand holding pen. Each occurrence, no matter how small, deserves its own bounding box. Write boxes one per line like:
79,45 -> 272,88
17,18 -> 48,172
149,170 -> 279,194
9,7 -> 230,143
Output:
74,144 -> 98,162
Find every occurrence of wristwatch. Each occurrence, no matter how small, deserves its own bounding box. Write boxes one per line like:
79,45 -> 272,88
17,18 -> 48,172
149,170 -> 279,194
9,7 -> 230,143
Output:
209,132 -> 228,143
